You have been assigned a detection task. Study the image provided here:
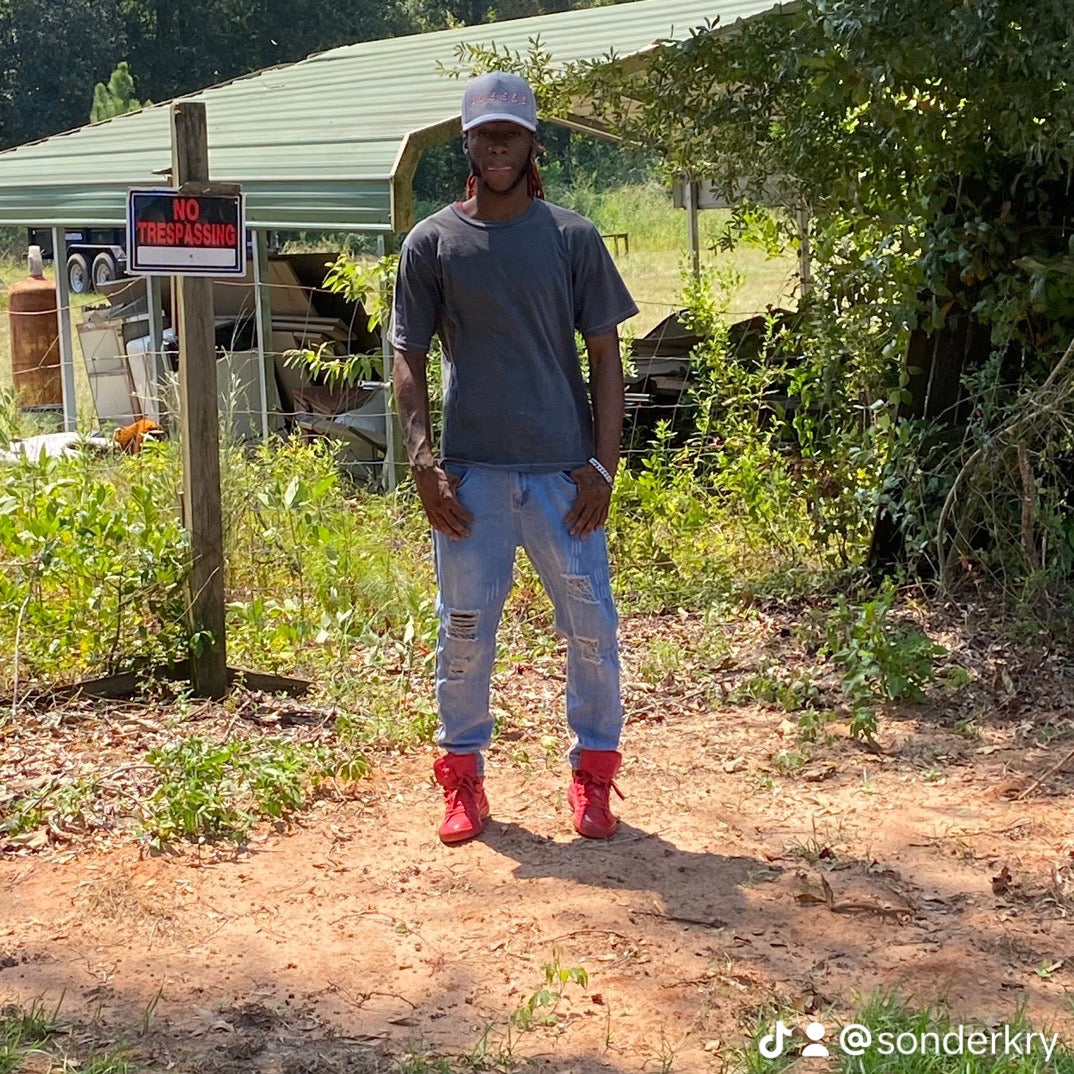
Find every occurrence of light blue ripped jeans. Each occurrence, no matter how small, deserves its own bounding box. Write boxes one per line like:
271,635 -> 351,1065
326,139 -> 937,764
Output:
433,464 -> 622,773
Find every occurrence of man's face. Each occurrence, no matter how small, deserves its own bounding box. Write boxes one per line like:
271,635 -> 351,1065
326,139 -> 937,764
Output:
464,121 -> 534,193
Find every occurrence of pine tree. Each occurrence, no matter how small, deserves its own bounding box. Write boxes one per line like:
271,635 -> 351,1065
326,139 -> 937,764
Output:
90,61 -> 143,123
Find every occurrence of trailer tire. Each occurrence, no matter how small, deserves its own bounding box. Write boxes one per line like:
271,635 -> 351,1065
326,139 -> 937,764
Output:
67,253 -> 89,294
91,252 -> 117,290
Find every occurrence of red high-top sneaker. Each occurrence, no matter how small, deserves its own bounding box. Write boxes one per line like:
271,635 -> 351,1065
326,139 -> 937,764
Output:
568,749 -> 624,839
433,753 -> 490,845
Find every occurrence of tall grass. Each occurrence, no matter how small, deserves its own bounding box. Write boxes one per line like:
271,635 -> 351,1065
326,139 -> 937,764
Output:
558,180 -> 798,333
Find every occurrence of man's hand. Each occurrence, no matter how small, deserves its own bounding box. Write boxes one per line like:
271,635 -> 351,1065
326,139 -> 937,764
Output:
413,465 -> 474,539
564,463 -> 613,538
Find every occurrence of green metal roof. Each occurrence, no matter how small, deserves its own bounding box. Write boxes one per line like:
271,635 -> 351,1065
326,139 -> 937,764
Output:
0,0 -> 786,233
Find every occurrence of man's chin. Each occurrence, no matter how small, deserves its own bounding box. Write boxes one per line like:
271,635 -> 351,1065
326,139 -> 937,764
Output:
480,168 -> 525,193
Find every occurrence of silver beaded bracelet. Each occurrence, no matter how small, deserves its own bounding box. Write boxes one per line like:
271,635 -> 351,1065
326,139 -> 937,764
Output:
588,456 -> 615,487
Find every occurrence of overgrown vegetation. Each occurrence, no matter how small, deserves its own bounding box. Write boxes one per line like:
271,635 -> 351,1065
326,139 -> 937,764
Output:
3,7 -> 1074,1070
0,412 -> 190,696
143,735 -> 365,846
460,0 -> 1074,604
0,131 -> 1044,844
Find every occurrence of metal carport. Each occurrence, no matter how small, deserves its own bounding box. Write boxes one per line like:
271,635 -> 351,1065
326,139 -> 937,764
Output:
0,0 -> 788,442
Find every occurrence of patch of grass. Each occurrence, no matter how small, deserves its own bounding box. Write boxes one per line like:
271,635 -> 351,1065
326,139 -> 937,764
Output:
770,748 -> 809,775
636,636 -> 686,684
142,736 -> 366,847
331,667 -> 439,751
390,1053 -> 455,1074
568,182 -> 797,337
733,666 -> 823,714
0,999 -> 133,1074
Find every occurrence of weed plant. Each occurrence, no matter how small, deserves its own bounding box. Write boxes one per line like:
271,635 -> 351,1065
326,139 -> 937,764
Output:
143,735 -> 364,846
0,777 -> 101,840
815,580 -> 947,739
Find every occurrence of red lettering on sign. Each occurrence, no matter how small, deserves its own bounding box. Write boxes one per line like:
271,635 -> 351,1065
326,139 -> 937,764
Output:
173,198 -> 201,223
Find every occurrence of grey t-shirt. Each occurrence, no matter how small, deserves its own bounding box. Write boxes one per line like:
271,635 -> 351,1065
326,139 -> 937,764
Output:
389,199 -> 638,471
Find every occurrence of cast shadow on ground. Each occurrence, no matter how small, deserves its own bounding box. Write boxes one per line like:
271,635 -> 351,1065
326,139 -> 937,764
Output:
480,818 -> 761,929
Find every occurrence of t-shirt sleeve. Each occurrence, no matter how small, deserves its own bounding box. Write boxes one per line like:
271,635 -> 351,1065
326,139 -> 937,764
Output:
389,225 -> 441,354
571,223 -> 639,337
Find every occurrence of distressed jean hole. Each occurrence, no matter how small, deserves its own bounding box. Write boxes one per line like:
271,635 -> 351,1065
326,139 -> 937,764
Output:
565,575 -> 597,603
446,610 -> 479,641
577,637 -> 602,664
447,657 -> 471,680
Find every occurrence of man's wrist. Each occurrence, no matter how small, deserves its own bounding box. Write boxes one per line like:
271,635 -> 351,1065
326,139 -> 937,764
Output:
587,456 -> 615,487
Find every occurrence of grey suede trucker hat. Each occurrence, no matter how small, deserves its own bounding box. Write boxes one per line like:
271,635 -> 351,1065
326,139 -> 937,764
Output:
461,72 -> 538,132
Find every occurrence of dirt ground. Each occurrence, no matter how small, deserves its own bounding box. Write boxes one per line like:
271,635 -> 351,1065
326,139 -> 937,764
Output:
2,608 -> 1074,1072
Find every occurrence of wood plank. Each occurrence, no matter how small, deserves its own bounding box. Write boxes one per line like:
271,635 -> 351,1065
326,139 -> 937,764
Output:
24,663 -> 310,703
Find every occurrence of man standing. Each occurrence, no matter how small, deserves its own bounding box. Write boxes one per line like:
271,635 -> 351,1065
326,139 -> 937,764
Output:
390,71 -> 638,845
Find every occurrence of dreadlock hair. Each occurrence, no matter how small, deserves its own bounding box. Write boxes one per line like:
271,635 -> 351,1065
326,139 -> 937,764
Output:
466,146 -> 546,200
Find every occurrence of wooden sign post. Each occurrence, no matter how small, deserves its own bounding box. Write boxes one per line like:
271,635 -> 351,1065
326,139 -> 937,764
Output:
172,102 -> 228,698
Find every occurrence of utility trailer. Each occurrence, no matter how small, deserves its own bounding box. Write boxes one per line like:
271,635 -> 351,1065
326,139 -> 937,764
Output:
27,226 -> 127,294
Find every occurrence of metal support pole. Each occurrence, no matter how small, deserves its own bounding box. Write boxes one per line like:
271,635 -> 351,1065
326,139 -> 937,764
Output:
684,179 -> 701,280
252,228 -> 273,440
378,233 -> 399,491
51,226 -> 77,432
146,274 -> 165,424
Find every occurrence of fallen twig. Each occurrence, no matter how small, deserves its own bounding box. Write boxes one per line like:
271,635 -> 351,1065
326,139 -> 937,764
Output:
1015,744 -> 1074,800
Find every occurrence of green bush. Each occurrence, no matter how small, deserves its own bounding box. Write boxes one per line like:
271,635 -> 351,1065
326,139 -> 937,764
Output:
0,434 -> 190,692
818,580 -> 946,740
143,735 -> 364,846
222,436 -> 436,676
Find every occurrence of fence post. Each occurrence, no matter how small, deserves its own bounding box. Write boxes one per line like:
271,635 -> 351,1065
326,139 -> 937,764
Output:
172,101 -> 228,699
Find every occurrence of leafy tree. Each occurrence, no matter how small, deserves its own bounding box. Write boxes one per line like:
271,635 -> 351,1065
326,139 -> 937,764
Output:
90,60 -> 143,123
122,0 -> 413,105
0,0 -> 128,149
412,126 -> 653,214
403,0 -> 623,32
468,1 -> 1074,590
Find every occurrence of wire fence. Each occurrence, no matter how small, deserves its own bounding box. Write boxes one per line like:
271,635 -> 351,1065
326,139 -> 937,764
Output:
3,254 -> 795,483
1,252 -> 871,697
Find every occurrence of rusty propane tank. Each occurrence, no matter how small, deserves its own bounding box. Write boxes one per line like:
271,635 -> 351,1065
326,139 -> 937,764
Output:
8,246 -> 62,410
